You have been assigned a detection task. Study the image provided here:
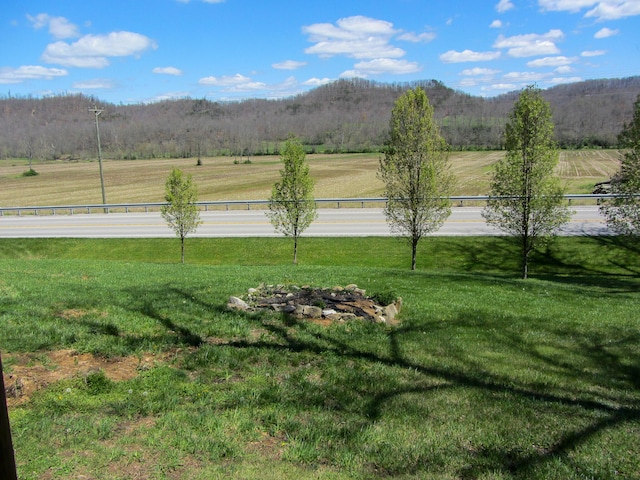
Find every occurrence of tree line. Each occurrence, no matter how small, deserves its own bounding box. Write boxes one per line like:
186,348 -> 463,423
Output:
1,76 -> 639,162
166,85 -> 640,277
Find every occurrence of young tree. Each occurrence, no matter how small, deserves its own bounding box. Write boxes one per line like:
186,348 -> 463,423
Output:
378,87 -> 454,271
161,168 -> 201,264
482,85 -> 570,279
601,94 -> 640,236
266,135 -> 317,264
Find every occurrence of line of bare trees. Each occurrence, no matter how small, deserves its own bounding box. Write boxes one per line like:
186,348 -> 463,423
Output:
1,77 -> 638,162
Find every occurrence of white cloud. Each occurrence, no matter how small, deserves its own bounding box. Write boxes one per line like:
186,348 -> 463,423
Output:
555,65 -> 575,73
198,73 -> 252,86
496,0 -> 515,12
440,49 -> 501,63
460,67 -> 501,76
272,60 -> 307,70
301,15 -> 430,80
483,83 -> 518,92
458,78 -> 480,87
303,77 -> 333,86
494,29 -> 564,47
72,78 -> 115,89
581,49 -> 606,56
303,16 -> 404,59
42,31 -> 157,68
594,27 -> 619,38
0,65 -> 67,84
266,76 -> 303,97
586,1 -> 640,19
304,16 -> 396,43
458,67 -> 501,88
306,39 -> 404,59
538,1 -> 640,20
225,81 -> 267,92
198,73 -> 266,92
537,0 -> 597,12
526,55 -> 576,67
342,58 -> 421,77
198,75 -> 306,99
153,66 -> 183,76
340,70 -> 363,79
397,31 -> 436,43
494,29 -> 564,57
27,13 -> 79,39
549,76 -> 583,84
490,20 -> 503,28
260,81 -> 302,98
503,71 -> 551,82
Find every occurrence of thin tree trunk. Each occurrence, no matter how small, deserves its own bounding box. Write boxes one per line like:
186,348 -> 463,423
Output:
293,236 -> 298,265
181,236 -> 185,264
411,237 -> 418,271
521,235 -> 529,279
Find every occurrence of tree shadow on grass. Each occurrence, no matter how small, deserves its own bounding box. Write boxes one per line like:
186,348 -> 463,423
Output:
43,278 -> 640,477
442,235 -> 640,292
430,236 -> 520,274
77,318 -> 121,337
458,409 -> 638,479
139,297 -> 204,347
216,306 -> 640,478
590,234 -> 640,274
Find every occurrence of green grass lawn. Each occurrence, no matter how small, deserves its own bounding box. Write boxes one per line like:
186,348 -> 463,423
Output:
1,236 -> 639,479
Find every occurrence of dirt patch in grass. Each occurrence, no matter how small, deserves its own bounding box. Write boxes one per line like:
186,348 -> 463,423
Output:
246,430 -> 287,460
3,349 -> 174,407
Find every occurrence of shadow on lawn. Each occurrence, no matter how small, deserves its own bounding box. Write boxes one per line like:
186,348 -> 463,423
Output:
139,297 -> 204,347
215,308 -> 640,477
66,280 -> 639,477
447,235 -> 640,291
450,313 -> 640,478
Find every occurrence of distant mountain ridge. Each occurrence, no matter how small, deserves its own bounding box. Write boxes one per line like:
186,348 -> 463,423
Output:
1,76 -> 639,161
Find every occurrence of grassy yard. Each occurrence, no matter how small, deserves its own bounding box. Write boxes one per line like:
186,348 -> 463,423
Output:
0,150 -> 621,207
1,236 -> 639,479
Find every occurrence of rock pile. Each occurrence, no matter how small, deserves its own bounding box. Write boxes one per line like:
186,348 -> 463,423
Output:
228,284 -> 402,325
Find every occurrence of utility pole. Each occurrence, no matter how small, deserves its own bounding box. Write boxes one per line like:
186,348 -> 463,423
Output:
88,106 -> 107,210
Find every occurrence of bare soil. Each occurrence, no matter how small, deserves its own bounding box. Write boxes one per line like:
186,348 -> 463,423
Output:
4,287 -> 399,407
3,349 -> 174,407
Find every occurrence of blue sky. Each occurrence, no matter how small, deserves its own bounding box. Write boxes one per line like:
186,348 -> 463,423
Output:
2,0 -> 639,104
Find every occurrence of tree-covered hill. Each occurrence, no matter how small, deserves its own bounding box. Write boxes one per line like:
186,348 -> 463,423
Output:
1,76 -> 639,161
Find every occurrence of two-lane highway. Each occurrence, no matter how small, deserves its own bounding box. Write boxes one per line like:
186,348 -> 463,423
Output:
0,206 -> 610,238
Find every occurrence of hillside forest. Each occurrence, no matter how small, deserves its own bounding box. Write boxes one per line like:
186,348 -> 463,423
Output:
1,76 -> 639,162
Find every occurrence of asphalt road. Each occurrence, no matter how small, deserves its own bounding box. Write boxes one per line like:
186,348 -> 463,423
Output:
0,206 -> 610,238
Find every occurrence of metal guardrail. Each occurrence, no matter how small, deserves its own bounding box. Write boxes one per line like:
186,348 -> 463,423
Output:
0,194 -> 622,216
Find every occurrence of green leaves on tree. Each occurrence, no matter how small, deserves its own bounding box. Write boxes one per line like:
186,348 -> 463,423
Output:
266,135 -> 317,264
161,168 -> 201,264
378,87 -> 454,270
601,94 -> 640,237
482,85 -> 570,279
